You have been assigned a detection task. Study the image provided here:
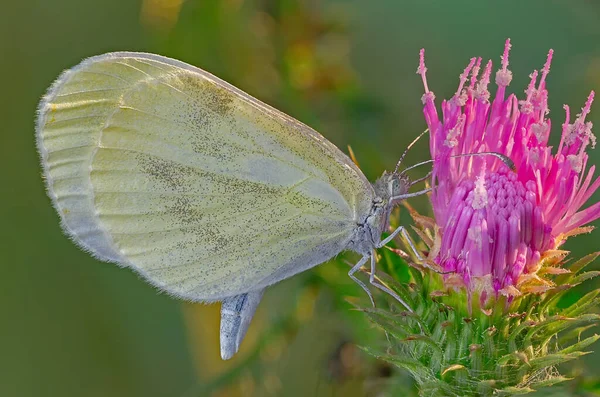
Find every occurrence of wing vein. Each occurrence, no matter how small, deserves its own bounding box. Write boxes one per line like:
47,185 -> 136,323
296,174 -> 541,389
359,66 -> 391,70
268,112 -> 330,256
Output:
79,70 -> 131,84
44,115 -> 108,125
114,61 -> 152,77
55,88 -> 124,98
131,58 -> 172,73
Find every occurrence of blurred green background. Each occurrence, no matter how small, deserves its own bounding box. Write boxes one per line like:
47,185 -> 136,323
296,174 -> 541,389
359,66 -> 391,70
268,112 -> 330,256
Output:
2,1 -> 600,396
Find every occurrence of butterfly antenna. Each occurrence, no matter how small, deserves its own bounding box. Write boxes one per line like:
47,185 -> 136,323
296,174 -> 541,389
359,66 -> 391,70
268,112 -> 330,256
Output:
398,151 -> 515,177
409,171 -> 432,187
393,129 -> 429,174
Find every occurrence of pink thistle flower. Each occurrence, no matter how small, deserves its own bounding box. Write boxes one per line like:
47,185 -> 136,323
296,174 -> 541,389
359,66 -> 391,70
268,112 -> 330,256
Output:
419,39 -> 600,296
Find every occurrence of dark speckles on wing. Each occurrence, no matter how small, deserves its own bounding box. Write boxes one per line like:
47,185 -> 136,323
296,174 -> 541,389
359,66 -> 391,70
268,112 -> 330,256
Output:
168,73 -> 250,161
286,189 -> 333,214
138,155 -> 198,193
204,84 -> 234,116
190,137 -> 236,162
177,73 -> 233,116
169,196 -> 203,225
187,106 -> 210,131
137,153 -> 280,196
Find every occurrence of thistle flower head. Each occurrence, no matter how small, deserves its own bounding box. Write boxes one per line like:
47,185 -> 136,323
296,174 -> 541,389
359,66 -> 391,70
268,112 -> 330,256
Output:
360,41 -> 600,397
419,39 -> 600,296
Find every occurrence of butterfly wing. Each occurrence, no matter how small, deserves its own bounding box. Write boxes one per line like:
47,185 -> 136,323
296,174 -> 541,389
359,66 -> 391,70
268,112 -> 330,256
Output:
36,52 -> 375,301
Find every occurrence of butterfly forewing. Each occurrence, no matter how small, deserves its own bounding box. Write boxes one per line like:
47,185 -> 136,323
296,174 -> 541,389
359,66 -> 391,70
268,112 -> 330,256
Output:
37,53 -> 375,301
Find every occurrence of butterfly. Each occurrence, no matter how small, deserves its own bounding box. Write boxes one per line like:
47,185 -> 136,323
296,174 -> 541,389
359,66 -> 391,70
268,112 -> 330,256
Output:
37,52 -> 505,359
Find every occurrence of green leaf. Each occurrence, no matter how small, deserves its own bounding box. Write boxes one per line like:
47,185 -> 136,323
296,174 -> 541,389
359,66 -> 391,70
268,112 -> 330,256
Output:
569,271 -> 600,286
555,333 -> 600,355
523,315 -> 571,346
376,271 -> 417,310
562,252 -> 600,280
401,334 -> 443,355
359,346 -> 430,378
497,351 -> 530,366
381,246 -> 411,282
361,311 -> 411,339
538,284 -> 573,314
494,386 -> 535,395
419,380 -> 460,397
557,324 -> 597,345
527,376 -> 571,389
409,264 -> 424,286
526,351 -> 590,372
545,313 -> 600,335
561,289 -> 600,317
359,306 -> 424,329
508,320 -> 538,352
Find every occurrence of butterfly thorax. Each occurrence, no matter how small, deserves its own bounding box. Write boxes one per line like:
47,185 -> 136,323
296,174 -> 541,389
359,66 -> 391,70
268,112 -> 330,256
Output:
347,170 -> 411,256
348,198 -> 385,255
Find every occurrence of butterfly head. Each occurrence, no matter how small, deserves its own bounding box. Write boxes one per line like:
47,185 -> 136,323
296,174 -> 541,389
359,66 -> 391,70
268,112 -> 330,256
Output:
373,171 -> 411,206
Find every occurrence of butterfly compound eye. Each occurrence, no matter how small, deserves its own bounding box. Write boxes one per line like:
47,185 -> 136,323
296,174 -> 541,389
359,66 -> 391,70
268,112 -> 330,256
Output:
389,176 -> 408,197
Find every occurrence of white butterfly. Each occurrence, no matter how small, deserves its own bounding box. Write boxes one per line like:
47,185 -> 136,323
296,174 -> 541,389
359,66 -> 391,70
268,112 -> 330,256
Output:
36,52 -> 432,359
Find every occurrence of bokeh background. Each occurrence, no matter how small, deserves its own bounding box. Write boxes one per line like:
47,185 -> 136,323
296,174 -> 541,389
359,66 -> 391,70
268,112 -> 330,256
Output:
2,1 -> 600,396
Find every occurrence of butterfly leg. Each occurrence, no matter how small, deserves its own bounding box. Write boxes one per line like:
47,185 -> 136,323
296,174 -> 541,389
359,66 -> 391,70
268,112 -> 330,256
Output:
220,289 -> 265,360
367,253 -> 413,312
376,225 -> 406,248
348,255 -> 375,306
377,225 -> 424,262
